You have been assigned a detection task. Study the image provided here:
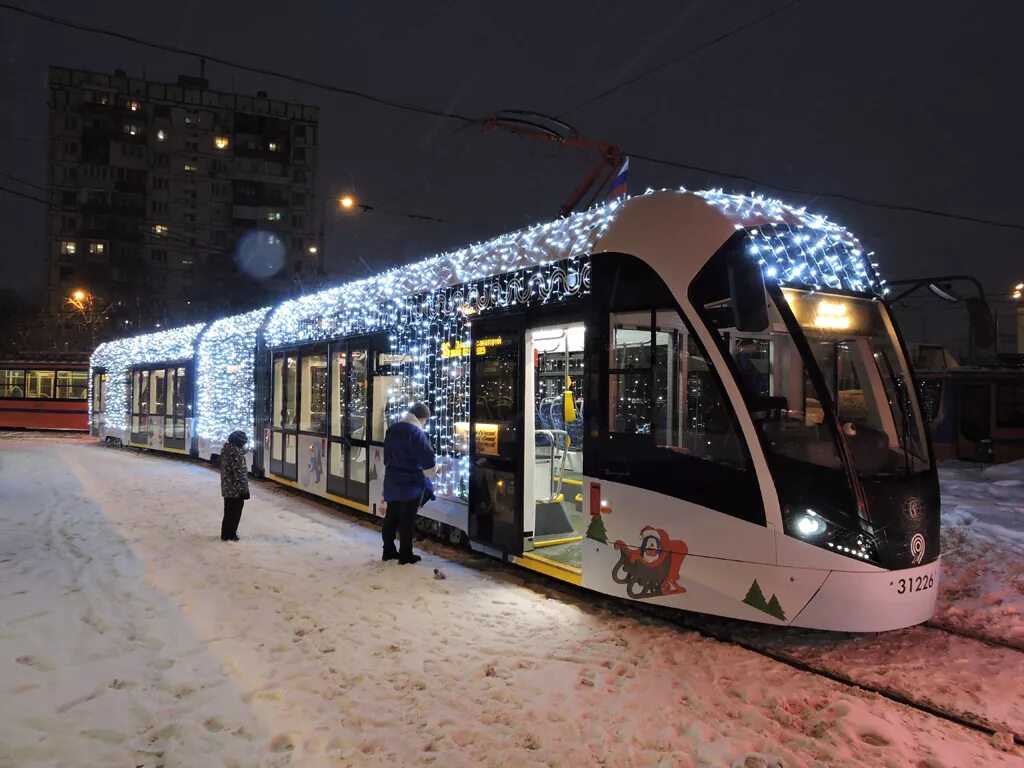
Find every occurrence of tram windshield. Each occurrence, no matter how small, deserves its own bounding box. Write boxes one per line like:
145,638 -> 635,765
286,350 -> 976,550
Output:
782,289 -> 929,474
719,289 -> 931,478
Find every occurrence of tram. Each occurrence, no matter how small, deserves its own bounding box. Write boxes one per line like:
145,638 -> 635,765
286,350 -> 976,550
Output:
90,189 -> 940,632
0,359 -> 89,430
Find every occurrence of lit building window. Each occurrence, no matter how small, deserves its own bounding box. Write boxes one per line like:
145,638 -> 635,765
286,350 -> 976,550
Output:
184,163 -> 198,173
156,129 -> 167,141
153,224 -> 168,236
124,124 -> 139,136
268,142 -> 279,151
89,243 -> 105,254
128,100 -> 140,112
60,241 -> 76,255
214,136 -> 230,150
266,211 -> 282,221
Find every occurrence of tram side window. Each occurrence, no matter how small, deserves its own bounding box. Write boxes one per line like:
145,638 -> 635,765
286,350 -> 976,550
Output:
284,355 -> 298,428
0,369 -> 25,398
26,370 -> 55,399
153,369 -> 167,415
330,349 -> 345,437
92,373 -> 106,412
349,349 -> 368,440
608,311 -> 652,433
56,370 -> 88,399
301,352 -> 328,432
654,311 -> 745,467
272,356 -> 284,428
608,310 -> 746,470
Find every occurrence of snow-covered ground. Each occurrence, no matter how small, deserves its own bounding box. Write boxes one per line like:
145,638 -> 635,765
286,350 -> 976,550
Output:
1,436 -> 1021,768
935,459 -> 1024,647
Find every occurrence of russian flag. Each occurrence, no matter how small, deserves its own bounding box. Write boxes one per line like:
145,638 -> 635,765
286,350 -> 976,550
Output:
607,157 -> 629,201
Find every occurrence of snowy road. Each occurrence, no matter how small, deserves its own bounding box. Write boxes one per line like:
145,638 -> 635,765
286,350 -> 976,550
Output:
1,437 -> 1021,768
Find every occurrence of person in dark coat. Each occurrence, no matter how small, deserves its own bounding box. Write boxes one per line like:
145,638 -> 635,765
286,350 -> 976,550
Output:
220,430 -> 250,541
381,402 -> 436,564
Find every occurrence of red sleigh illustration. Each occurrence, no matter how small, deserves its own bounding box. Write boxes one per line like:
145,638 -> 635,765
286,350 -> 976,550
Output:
612,526 -> 688,599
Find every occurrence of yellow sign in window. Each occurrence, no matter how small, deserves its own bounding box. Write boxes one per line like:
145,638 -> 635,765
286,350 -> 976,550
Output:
441,336 -> 505,358
475,423 -> 500,456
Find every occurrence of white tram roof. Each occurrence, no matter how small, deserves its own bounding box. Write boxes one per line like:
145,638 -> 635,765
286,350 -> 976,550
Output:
91,322 -> 206,372
91,188 -> 882,363
262,188 -> 882,347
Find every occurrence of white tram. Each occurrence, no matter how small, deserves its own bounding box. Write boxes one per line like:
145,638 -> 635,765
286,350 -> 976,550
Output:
91,190 -> 940,632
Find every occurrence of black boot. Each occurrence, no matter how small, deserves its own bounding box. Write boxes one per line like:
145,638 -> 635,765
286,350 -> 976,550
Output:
398,554 -> 421,565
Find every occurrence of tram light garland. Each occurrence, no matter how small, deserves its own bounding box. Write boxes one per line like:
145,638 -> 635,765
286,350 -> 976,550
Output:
89,189 -> 887,499
89,323 -> 206,432
195,307 -> 272,447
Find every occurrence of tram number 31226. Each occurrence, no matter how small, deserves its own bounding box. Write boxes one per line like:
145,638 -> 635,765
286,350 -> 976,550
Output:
895,574 -> 935,594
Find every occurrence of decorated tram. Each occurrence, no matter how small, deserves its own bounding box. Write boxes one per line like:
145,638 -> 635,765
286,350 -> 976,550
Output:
90,189 -> 940,632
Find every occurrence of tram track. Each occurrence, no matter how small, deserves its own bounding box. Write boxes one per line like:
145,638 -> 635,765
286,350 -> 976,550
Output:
924,620 -> 1024,654
443,548 -> 1024,750
655,608 -> 1024,748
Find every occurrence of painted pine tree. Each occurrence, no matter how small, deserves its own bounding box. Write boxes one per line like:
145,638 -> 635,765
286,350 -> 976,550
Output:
742,579 -> 770,613
585,514 -> 608,544
765,594 -> 787,621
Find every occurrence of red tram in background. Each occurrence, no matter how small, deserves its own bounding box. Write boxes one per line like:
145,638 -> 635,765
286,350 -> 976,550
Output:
0,359 -> 89,431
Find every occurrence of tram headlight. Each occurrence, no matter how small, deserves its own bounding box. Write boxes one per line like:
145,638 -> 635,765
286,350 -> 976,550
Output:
795,510 -> 827,537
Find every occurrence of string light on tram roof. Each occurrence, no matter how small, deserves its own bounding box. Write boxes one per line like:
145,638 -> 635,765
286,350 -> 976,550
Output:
90,323 -> 206,432
90,189 -> 889,494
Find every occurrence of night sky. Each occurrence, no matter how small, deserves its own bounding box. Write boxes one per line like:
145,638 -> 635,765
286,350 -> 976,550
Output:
2,1 -> 1022,355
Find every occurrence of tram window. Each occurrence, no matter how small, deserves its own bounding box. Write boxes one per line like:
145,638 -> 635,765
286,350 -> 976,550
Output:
330,349 -> 345,436
610,372 -> 651,433
272,356 -> 284,428
56,370 -> 88,399
174,368 -> 186,418
608,310 -> 747,469
153,369 -> 167,415
652,311 -> 745,467
996,384 -> 1024,428
300,352 -> 328,432
26,370 -> 55,399
609,312 -> 655,434
139,371 -> 151,414
349,349 -> 368,439
164,371 -> 177,437
372,374 -> 396,440
0,369 -> 25,398
92,373 -> 106,412
284,354 -> 298,428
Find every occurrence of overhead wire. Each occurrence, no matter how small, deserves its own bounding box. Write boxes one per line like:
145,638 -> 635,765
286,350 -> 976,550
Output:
559,0 -> 805,116
2,3 -> 1023,233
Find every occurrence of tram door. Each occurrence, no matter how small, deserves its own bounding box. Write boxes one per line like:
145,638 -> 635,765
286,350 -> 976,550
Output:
468,325 -> 523,558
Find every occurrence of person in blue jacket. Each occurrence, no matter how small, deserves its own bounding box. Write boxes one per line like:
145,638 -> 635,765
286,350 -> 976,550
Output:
382,402 -> 436,564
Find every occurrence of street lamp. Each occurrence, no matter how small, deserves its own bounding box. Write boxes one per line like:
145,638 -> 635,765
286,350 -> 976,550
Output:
64,288 -> 115,351
1012,282 -> 1023,300
316,193 -> 360,275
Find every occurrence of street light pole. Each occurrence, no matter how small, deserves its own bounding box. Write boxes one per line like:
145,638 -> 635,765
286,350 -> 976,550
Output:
65,288 -> 115,352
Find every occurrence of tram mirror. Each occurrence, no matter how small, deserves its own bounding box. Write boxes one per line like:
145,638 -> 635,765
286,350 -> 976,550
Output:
728,258 -> 769,333
964,297 -> 995,349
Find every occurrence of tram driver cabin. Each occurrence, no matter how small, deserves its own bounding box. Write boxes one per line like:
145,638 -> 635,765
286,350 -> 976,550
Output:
89,189 -> 942,633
